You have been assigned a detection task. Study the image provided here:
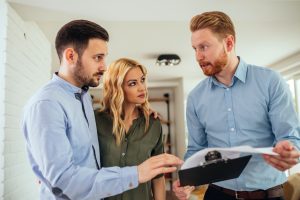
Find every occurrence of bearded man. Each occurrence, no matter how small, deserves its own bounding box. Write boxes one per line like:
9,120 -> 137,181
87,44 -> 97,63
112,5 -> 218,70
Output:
173,11 -> 300,200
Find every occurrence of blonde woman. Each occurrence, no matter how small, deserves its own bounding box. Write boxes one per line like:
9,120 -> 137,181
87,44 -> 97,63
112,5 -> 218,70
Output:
95,58 -> 165,200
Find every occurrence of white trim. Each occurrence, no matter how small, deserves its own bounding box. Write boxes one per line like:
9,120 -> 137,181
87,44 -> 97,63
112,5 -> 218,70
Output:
0,0 -> 7,198
269,51 -> 300,78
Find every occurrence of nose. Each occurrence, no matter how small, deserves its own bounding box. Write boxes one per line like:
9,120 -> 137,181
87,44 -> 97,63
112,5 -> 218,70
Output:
99,60 -> 106,72
138,83 -> 146,92
196,50 -> 204,62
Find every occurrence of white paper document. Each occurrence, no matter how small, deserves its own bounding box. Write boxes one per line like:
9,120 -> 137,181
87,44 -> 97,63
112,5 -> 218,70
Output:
181,145 -> 278,170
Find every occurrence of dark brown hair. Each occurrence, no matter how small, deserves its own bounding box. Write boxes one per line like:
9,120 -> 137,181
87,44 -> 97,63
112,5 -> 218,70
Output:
55,19 -> 109,62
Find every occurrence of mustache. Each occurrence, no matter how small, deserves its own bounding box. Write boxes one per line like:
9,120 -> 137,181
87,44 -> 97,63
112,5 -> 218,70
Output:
199,61 -> 211,66
94,71 -> 104,76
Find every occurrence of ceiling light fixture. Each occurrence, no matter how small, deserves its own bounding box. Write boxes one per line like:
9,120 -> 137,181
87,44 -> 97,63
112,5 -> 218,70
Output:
156,54 -> 181,66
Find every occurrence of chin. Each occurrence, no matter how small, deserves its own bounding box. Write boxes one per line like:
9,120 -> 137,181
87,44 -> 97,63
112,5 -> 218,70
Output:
136,100 -> 146,104
203,71 -> 214,76
89,79 -> 100,87
203,68 -> 222,76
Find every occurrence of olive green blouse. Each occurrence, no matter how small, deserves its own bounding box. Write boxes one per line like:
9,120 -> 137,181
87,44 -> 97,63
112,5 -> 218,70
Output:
95,111 -> 164,200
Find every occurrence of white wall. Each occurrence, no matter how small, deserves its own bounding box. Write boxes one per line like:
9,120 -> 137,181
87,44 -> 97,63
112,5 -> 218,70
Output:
0,0 -> 51,199
173,78 -> 186,160
0,0 -> 7,197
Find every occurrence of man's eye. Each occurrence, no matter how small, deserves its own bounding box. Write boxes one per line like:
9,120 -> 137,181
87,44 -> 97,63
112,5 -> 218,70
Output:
94,56 -> 102,62
199,45 -> 209,52
202,45 -> 208,51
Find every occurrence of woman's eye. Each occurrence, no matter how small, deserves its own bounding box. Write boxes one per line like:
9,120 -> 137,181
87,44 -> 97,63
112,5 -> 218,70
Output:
129,82 -> 136,86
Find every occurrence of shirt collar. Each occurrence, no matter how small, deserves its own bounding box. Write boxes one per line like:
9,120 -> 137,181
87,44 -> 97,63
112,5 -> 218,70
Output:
52,72 -> 89,94
234,57 -> 247,84
209,57 -> 248,88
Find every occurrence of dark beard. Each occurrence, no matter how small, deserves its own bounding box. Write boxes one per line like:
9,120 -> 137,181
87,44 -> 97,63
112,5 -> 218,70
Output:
73,58 -> 99,87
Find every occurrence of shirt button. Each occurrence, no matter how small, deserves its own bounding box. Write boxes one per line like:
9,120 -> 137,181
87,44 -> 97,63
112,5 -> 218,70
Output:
226,88 -> 230,91
122,153 -> 125,156
230,128 -> 235,132
228,108 -> 232,111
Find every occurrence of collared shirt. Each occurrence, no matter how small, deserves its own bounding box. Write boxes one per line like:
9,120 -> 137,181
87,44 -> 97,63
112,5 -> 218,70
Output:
95,111 -> 164,200
22,73 -> 138,200
185,58 -> 300,191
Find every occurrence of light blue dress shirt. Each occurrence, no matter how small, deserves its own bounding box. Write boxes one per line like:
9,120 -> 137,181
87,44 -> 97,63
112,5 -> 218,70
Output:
185,58 -> 300,191
22,74 -> 138,200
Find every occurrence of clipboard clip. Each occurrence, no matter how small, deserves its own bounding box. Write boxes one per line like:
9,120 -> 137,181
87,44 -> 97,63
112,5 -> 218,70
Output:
200,150 -> 229,166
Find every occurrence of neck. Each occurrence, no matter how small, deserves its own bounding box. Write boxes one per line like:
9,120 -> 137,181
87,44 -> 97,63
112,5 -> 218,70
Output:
58,65 -> 83,88
215,55 -> 239,86
123,103 -> 138,121
123,103 -> 138,132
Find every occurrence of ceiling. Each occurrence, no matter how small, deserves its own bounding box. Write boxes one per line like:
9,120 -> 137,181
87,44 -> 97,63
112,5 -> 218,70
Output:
8,0 -> 300,83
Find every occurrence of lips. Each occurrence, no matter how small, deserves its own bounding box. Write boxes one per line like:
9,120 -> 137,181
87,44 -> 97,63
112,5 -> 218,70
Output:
200,62 -> 211,68
138,94 -> 145,98
94,72 -> 103,80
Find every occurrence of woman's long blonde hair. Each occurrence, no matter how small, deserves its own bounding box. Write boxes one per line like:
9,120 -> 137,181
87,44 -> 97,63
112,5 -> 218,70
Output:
101,58 -> 150,145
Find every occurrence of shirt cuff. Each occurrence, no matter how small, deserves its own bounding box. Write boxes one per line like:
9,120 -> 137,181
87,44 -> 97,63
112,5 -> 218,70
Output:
120,166 -> 139,191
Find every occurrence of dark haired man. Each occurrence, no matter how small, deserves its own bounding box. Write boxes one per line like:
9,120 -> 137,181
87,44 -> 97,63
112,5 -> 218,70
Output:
22,20 -> 182,200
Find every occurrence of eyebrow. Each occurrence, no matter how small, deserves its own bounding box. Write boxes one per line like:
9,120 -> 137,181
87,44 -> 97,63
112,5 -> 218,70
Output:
197,41 -> 209,46
126,80 -> 137,84
93,52 -> 108,57
126,75 -> 145,83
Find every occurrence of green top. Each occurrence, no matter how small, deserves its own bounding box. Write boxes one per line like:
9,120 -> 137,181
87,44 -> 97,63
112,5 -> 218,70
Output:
95,111 -> 164,200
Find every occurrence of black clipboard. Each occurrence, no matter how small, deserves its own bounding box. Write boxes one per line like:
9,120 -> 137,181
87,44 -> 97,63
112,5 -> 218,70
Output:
178,155 -> 252,186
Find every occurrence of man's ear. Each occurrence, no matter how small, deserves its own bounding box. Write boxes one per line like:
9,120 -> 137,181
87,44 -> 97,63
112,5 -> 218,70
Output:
64,48 -> 78,64
225,35 -> 235,52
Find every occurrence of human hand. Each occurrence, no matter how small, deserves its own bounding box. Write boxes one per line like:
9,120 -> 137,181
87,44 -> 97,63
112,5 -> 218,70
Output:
262,140 -> 300,171
149,107 -> 160,119
137,153 -> 183,183
172,179 -> 195,200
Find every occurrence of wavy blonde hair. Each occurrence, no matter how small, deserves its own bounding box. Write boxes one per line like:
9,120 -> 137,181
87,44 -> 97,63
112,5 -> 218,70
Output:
101,58 -> 150,145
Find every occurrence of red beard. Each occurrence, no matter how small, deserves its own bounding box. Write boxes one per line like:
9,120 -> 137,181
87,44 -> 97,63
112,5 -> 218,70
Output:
200,52 -> 228,76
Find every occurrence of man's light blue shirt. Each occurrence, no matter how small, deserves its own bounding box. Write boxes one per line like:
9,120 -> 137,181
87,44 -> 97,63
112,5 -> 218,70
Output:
185,58 -> 300,191
22,74 -> 139,200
